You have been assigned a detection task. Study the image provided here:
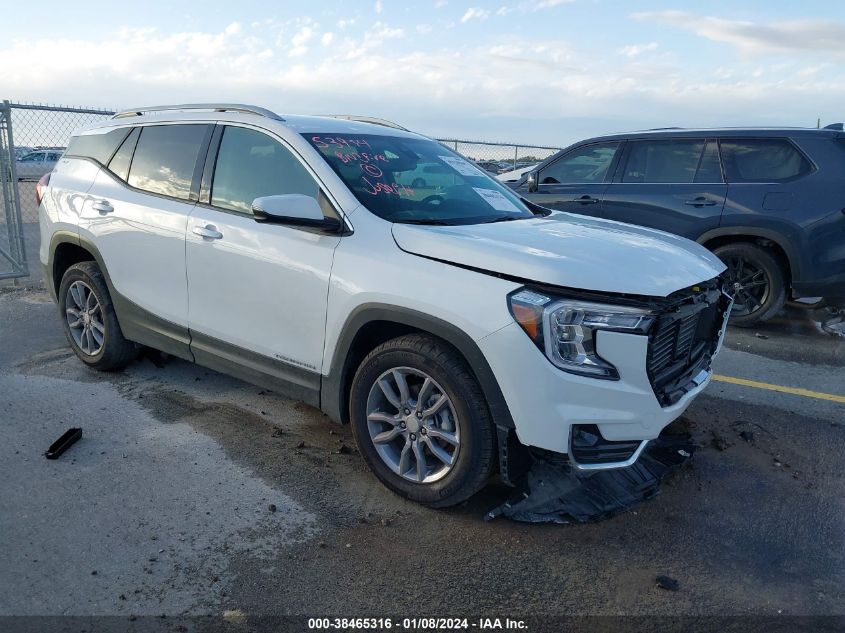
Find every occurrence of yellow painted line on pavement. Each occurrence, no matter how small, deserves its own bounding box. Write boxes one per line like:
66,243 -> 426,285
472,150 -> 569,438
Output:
712,374 -> 845,404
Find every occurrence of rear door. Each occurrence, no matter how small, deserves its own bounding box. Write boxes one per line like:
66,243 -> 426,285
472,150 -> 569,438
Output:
599,138 -> 726,239
518,142 -> 621,214
78,123 -> 210,341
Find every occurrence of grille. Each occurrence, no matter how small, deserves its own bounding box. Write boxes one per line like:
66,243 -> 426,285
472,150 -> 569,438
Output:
647,287 -> 727,407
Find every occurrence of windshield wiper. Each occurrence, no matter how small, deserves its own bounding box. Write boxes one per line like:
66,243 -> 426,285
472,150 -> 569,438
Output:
395,219 -> 455,226
482,215 -> 526,224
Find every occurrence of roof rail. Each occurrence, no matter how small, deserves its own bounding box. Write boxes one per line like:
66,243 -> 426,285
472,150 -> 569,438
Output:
112,103 -> 284,121
324,115 -> 409,131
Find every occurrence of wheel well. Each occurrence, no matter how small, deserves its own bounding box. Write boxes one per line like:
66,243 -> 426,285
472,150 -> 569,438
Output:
336,320 -> 422,424
52,242 -> 95,295
702,235 -> 792,288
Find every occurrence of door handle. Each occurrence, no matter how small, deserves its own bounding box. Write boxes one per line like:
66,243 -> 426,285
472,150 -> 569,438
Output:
192,224 -> 223,240
574,195 -> 599,205
92,199 -> 113,214
685,198 -> 717,207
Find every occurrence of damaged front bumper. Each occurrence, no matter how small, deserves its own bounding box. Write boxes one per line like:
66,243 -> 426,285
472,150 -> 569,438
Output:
487,434 -> 696,524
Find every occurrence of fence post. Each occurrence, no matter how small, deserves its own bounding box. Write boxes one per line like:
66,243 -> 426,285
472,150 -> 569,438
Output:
4,101 -> 26,277
514,146 -> 519,170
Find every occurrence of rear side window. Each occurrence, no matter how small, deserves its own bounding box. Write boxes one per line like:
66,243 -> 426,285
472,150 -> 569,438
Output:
65,127 -> 131,164
720,139 -> 812,183
622,139 -> 711,183
128,125 -> 207,200
107,127 -> 140,182
538,142 -> 619,185
210,126 -> 319,214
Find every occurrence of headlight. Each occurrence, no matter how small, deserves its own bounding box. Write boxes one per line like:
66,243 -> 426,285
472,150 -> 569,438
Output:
507,289 -> 655,379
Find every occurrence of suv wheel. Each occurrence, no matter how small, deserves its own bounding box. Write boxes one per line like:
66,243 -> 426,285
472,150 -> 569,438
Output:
58,262 -> 137,370
714,243 -> 786,327
349,334 -> 496,508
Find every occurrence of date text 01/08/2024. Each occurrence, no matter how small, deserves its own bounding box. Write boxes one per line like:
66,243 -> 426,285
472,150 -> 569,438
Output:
307,617 -> 528,630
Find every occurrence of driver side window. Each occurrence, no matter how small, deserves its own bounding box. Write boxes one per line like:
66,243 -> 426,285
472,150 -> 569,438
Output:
211,126 -> 320,214
538,142 -> 619,185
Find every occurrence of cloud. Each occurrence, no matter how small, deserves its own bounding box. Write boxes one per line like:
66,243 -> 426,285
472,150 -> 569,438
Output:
374,0 -> 383,14
618,42 -> 658,57
460,8 -> 490,23
633,11 -> 845,54
535,0 -> 573,9
321,32 -> 334,46
496,6 -> 513,16
416,24 -> 433,34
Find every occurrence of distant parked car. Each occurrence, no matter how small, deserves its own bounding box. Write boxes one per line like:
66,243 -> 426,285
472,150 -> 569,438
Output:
509,126 -> 845,325
496,164 -> 538,183
16,149 -> 62,179
14,146 -> 35,160
395,162 -> 459,189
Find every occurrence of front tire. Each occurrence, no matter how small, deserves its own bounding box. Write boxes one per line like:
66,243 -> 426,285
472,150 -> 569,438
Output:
58,261 -> 137,371
714,243 -> 786,327
349,334 -> 496,508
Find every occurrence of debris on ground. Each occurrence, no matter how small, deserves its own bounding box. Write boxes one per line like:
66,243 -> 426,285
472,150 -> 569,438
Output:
295,441 -> 306,449
335,444 -> 352,455
739,430 -> 755,443
268,504 -> 277,513
656,575 -> 680,591
710,430 -> 730,451
486,436 -> 696,524
270,428 -> 284,438
44,427 -> 82,460
754,333 -> 769,339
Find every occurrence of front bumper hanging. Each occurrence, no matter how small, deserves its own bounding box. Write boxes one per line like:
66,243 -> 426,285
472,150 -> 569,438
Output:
486,435 -> 695,524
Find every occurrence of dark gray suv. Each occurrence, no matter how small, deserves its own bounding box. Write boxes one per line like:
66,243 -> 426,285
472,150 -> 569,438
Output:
509,127 -> 845,325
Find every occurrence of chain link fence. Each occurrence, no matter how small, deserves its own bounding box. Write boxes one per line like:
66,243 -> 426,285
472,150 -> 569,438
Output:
0,101 -> 561,283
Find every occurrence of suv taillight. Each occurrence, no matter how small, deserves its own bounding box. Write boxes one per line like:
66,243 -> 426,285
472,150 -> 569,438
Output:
35,173 -> 50,206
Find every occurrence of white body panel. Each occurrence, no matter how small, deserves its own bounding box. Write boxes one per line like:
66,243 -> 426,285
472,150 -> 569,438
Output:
78,168 -> 193,326
392,212 -> 726,297
186,206 -> 340,372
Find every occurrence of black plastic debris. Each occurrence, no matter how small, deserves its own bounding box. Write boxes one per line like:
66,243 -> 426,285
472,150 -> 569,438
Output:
486,435 -> 695,524
45,428 -> 82,460
656,575 -> 680,591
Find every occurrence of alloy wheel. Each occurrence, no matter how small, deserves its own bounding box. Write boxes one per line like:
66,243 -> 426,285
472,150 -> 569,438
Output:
725,256 -> 770,318
65,280 -> 105,356
365,366 -> 461,484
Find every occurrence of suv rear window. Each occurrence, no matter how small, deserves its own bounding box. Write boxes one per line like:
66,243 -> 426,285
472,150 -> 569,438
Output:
127,125 -> 207,200
65,127 -> 131,165
720,139 -> 812,183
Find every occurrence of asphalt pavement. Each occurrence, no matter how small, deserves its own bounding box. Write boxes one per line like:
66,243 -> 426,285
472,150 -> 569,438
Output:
1,286 -> 843,619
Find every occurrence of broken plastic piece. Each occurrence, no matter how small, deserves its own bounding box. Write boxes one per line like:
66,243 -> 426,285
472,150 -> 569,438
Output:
486,435 -> 695,524
45,427 -> 82,459
656,575 -> 680,591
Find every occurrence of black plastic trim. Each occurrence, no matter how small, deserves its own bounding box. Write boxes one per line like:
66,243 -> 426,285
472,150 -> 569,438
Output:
321,304 -> 515,430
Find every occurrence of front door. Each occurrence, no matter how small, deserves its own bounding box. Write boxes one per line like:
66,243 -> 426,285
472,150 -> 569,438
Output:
599,138 -> 727,239
517,141 -> 621,214
186,124 -> 342,393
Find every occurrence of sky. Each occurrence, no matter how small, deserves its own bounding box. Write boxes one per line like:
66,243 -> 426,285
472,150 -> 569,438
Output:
2,0 -> 844,147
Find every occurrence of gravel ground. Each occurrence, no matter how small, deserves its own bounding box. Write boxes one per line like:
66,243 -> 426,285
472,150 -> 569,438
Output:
1,287 -> 843,620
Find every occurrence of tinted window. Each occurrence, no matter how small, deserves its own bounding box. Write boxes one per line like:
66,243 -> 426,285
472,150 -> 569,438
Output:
720,139 -> 812,183
211,126 -> 319,214
65,127 -> 131,164
695,141 -> 723,183
128,125 -> 207,200
539,143 -> 619,185
622,140 -> 704,183
107,127 -> 140,182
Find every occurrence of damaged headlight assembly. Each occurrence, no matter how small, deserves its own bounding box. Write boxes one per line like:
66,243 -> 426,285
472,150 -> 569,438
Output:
508,289 -> 655,379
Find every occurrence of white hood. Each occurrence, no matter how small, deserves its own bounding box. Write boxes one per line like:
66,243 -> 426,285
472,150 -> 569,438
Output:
392,212 -> 726,297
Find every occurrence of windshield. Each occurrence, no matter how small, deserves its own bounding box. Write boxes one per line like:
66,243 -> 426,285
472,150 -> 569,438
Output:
303,133 -> 535,225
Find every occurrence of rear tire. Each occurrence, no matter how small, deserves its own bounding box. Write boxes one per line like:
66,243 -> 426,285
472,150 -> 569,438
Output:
58,261 -> 137,371
714,242 -> 786,327
349,334 -> 496,508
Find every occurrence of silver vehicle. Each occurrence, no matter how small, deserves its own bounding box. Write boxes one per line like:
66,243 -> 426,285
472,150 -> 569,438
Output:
16,149 -> 63,179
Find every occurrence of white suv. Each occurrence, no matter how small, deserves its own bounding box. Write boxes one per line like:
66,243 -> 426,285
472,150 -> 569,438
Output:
38,103 -> 729,507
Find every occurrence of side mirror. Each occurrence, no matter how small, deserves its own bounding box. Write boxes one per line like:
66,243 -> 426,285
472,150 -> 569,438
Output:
527,170 -> 539,193
251,194 -> 342,233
